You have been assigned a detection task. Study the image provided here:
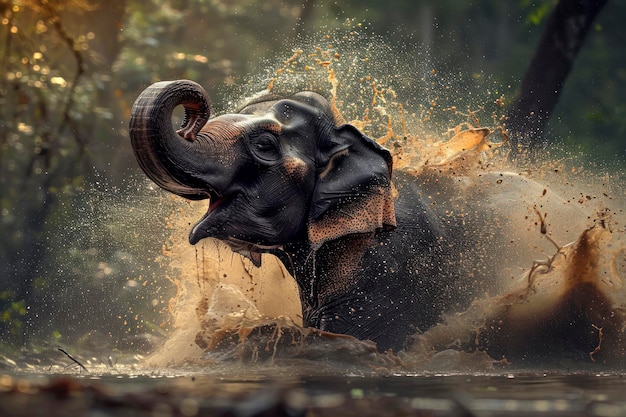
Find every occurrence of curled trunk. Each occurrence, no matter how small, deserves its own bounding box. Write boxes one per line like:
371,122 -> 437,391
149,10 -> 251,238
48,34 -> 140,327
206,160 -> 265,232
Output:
129,79 -> 213,200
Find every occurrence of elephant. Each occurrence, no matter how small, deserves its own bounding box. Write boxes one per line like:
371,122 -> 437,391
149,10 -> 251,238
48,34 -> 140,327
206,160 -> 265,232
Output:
128,80 -> 555,353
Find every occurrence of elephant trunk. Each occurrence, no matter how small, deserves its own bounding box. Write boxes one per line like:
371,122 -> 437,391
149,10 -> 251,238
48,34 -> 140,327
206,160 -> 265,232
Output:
129,80 -> 214,200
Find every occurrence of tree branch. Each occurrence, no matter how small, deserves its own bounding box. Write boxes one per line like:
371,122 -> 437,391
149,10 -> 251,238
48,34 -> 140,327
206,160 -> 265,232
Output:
42,2 -> 88,158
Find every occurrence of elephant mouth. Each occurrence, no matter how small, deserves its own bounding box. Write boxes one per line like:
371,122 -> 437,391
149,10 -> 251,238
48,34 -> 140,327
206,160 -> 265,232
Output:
189,193 -> 282,266
221,238 -> 280,267
206,193 -> 226,215
189,191 -> 230,245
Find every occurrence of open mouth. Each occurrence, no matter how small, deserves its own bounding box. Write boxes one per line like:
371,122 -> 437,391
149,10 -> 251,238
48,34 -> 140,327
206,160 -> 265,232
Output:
207,193 -> 226,214
202,183 -> 232,215
188,190 -> 229,245
189,191 -> 283,266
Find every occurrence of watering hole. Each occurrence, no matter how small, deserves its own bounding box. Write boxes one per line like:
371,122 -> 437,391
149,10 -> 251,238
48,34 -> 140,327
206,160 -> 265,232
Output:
2,31 -> 626,417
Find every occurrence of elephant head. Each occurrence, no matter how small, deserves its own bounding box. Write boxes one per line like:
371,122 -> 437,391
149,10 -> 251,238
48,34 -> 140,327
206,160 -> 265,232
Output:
129,80 -> 396,268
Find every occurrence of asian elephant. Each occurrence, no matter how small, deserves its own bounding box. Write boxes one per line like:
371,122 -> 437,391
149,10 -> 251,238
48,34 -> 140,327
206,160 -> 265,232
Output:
128,80 -> 492,352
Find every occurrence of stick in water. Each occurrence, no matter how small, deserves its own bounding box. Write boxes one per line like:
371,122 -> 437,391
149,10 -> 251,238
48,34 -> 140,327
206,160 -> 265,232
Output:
58,348 -> 88,373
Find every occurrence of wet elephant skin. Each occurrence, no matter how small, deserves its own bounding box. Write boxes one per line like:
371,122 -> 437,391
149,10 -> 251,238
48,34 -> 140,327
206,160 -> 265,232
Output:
129,80 -> 472,352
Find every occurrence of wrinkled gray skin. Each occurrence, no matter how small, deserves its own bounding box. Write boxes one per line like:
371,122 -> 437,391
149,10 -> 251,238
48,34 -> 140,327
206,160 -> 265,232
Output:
129,80 -> 467,352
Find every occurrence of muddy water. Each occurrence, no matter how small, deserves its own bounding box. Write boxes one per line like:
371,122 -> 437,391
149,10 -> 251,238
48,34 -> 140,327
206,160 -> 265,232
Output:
2,372 -> 626,417
141,33 -> 626,374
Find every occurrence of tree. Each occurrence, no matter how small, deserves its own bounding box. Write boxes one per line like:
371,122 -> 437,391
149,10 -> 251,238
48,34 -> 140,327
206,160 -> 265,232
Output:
506,0 -> 610,155
0,0 -> 136,347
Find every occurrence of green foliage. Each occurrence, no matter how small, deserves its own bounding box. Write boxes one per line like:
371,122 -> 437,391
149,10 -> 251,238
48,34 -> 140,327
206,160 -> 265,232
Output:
0,291 -> 27,338
521,0 -> 558,26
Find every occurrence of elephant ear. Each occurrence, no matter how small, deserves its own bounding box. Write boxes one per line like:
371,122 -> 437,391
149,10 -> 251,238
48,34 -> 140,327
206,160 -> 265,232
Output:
308,124 -> 397,249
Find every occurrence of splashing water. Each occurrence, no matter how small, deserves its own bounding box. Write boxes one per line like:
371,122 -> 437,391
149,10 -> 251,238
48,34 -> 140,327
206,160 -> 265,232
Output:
141,29 -> 626,373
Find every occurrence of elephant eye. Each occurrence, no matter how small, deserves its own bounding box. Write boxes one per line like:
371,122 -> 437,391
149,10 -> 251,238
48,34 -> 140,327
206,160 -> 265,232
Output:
249,132 -> 281,163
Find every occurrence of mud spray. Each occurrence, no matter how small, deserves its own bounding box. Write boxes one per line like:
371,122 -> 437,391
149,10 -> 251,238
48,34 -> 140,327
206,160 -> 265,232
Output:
145,27 -> 626,373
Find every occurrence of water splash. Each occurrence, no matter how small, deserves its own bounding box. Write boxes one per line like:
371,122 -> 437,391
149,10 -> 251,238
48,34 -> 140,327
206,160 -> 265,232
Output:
145,29 -> 626,372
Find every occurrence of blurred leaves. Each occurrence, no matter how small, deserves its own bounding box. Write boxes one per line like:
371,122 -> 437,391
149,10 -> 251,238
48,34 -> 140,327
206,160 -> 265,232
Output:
522,0 -> 558,26
0,0 -> 118,348
0,291 -> 26,338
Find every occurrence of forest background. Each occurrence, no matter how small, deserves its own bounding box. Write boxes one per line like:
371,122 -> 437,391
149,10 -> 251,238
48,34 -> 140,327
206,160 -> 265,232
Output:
0,0 -> 624,354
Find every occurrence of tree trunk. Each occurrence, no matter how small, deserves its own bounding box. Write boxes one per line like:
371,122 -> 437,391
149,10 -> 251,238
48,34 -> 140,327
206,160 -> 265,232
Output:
506,0 -> 609,156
